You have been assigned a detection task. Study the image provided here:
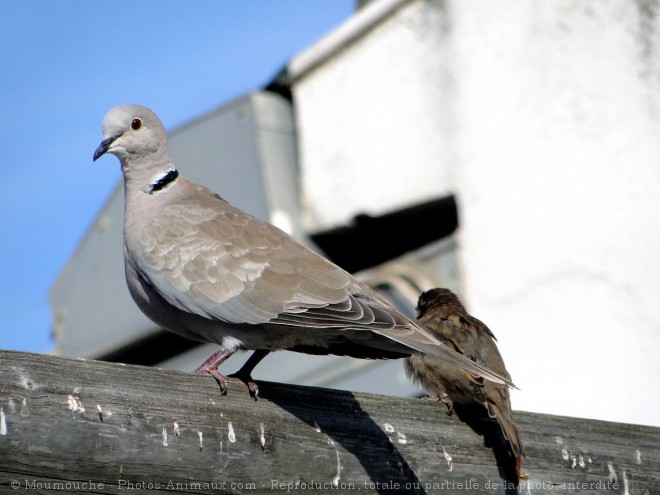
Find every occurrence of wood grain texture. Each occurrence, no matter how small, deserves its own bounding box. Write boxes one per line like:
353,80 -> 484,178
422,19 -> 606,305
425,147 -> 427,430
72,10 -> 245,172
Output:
0,350 -> 658,494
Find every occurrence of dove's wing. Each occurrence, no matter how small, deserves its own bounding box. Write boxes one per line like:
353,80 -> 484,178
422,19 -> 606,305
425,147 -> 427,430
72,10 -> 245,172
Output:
137,195 -> 355,324
136,191 -> 418,332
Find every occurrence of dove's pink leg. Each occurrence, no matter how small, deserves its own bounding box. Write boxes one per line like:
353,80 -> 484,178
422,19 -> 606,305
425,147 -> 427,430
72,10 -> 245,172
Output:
194,348 -> 236,394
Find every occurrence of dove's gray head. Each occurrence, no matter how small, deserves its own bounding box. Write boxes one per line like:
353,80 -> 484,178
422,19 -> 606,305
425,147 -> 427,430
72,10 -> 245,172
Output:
93,105 -> 172,166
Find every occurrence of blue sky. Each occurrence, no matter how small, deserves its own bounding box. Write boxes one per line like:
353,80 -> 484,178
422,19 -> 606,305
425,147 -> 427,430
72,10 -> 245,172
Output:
0,1 -> 354,353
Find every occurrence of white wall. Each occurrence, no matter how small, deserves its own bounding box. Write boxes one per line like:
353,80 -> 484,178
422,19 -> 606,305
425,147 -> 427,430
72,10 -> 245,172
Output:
294,0 -> 457,230
293,0 -> 660,426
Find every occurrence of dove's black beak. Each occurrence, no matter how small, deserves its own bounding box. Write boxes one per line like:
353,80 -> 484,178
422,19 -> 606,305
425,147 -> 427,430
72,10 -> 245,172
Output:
93,136 -> 116,161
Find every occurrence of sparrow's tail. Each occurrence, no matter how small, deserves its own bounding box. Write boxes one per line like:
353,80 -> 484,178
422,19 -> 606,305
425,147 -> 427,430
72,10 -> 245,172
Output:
487,402 -> 524,458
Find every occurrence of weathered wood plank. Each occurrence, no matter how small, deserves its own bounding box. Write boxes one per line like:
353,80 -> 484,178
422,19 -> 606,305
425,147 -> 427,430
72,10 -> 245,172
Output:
0,349 -> 658,494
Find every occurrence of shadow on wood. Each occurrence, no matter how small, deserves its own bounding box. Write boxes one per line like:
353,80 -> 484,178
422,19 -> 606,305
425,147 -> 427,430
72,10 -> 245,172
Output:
450,403 -> 519,493
255,385 -> 425,495
0,350 -> 658,494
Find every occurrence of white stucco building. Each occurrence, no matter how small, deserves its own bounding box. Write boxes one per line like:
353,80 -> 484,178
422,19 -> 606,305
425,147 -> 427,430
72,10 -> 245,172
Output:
288,0 -> 660,427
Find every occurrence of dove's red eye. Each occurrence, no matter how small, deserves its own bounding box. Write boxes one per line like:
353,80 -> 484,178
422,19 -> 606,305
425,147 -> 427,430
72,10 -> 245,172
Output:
131,118 -> 142,131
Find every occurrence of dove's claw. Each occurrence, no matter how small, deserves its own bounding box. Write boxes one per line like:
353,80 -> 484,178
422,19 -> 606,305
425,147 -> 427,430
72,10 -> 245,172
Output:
228,370 -> 260,400
248,381 -> 259,397
194,348 -> 236,394
229,373 -> 259,400
209,369 -> 230,394
229,349 -> 270,399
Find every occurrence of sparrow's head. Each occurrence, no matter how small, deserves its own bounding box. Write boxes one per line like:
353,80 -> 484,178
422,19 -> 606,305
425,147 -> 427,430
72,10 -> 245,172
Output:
416,288 -> 464,317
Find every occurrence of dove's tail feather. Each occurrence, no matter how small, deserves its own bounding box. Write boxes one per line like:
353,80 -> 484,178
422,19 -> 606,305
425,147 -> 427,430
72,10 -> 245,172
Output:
372,328 -> 516,388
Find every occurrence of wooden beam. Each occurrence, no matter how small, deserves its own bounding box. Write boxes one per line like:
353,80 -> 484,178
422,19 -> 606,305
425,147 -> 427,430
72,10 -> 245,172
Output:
0,350 -> 657,494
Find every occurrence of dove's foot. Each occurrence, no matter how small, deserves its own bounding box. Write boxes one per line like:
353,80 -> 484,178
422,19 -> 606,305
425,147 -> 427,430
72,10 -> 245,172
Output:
194,348 -> 237,394
229,350 -> 271,399
229,372 -> 259,398
207,369 -> 231,395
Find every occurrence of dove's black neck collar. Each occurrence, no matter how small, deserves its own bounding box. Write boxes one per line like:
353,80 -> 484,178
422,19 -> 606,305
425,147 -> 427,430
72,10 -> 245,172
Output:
148,169 -> 179,194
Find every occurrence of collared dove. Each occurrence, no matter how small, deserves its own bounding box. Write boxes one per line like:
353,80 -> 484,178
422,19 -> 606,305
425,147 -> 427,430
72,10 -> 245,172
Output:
405,288 -> 522,459
93,104 -> 514,394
